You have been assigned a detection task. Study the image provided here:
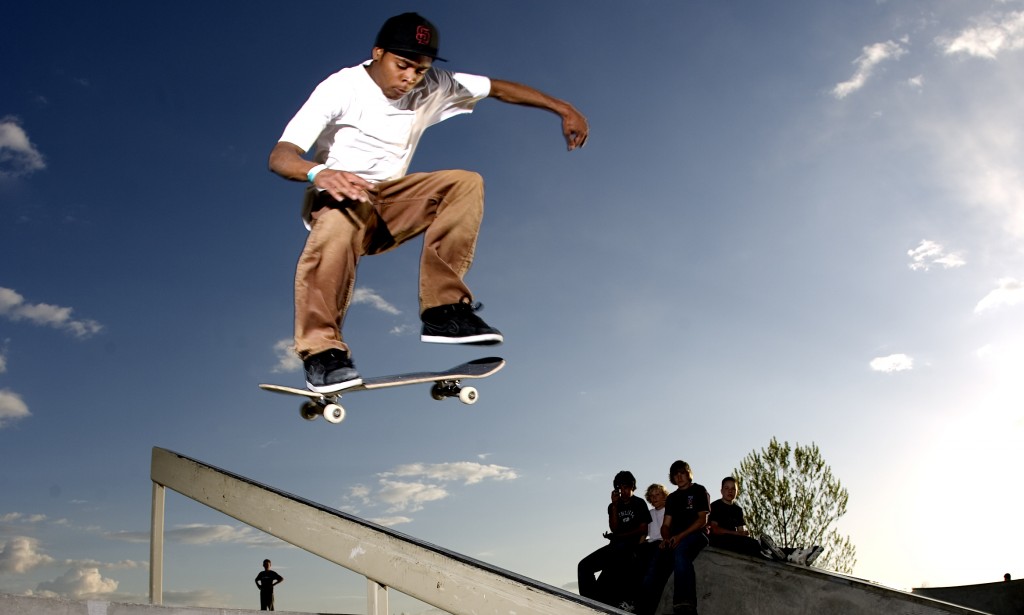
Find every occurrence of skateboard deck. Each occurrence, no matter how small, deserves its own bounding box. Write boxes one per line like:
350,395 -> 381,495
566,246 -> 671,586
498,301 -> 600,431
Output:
259,356 -> 505,424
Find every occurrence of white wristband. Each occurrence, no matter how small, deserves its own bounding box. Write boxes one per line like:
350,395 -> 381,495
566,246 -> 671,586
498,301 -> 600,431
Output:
307,164 -> 328,183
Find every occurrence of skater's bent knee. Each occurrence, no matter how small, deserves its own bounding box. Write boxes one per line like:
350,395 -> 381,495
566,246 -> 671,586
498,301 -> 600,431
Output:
446,169 -> 484,190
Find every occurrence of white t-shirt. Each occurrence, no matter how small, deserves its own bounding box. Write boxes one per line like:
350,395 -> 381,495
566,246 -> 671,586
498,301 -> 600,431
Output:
648,507 -> 666,542
279,60 -> 491,183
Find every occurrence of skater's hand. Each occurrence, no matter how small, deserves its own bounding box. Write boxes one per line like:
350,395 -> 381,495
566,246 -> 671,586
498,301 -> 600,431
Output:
315,169 -> 373,203
562,107 -> 589,151
267,143 -> 373,201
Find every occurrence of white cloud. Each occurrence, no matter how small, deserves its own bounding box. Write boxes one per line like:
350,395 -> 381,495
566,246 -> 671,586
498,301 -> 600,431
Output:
975,277 -> 1024,313
0,512 -> 47,523
35,566 -> 118,599
383,461 -> 519,485
976,343 -> 996,359
0,287 -> 102,338
376,479 -> 448,513
941,10 -> 1024,59
0,389 -> 31,428
352,288 -> 401,315
389,324 -> 414,336
368,515 -> 413,527
907,239 -> 966,271
348,460 -> 520,515
271,338 -> 301,373
832,39 -> 908,99
0,536 -> 55,573
163,524 -> 259,545
59,558 -> 146,571
914,102 -> 1024,239
108,523 -> 279,546
0,117 -> 46,178
870,353 -> 914,372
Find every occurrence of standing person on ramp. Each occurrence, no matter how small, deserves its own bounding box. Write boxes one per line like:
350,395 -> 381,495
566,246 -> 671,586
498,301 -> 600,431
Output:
269,12 -> 589,393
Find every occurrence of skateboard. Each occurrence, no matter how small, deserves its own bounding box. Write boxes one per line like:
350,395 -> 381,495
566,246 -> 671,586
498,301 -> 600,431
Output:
259,356 -> 505,425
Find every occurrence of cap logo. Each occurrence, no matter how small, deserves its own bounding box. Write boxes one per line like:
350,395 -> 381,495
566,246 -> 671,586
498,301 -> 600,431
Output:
415,25 -> 432,46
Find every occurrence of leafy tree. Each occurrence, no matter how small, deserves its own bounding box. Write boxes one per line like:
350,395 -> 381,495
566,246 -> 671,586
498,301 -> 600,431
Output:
732,437 -> 857,574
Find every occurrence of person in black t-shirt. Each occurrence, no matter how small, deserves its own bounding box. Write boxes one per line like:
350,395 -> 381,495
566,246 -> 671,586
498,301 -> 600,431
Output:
255,559 -> 284,611
709,476 -> 811,563
639,460 -> 709,615
578,470 -> 652,608
708,476 -> 764,558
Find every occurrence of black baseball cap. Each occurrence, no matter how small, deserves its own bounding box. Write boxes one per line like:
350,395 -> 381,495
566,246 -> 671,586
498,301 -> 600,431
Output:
374,13 -> 446,62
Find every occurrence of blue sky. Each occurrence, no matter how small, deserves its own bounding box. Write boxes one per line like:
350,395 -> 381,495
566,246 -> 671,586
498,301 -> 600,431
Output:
3,0 -> 1023,612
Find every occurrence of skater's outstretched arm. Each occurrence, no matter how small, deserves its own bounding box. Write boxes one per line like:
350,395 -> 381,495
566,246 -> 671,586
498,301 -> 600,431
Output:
488,79 -> 589,151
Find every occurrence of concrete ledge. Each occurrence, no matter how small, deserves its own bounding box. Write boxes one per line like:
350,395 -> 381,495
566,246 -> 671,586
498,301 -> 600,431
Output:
0,593 -> 320,615
913,578 -> 1024,615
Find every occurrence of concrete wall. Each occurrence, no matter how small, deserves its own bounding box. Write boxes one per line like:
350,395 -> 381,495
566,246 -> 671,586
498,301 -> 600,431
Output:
654,547 -> 988,615
913,579 -> 1024,615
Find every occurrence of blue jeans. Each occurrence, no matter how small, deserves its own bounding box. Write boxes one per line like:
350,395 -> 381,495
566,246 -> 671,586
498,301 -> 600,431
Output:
641,532 -> 708,614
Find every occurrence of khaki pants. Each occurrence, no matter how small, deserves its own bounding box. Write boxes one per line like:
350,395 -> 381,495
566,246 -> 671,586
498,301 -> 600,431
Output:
294,169 -> 484,358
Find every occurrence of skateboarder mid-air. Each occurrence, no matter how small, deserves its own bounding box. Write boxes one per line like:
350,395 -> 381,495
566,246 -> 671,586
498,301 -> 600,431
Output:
269,13 -> 589,394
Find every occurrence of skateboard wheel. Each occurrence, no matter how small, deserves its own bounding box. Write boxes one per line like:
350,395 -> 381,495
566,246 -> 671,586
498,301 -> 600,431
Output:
300,401 -> 320,421
458,386 -> 478,405
323,403 -> 346,424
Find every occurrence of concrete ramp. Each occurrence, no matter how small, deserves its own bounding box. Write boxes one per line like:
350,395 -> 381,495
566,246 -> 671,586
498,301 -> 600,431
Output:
149,447 -> 618,615
686,547 -> 986,615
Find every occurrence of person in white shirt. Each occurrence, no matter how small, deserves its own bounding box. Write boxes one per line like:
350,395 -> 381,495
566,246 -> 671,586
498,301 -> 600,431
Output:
645,484 -> 669,544
269,13 -> 588,392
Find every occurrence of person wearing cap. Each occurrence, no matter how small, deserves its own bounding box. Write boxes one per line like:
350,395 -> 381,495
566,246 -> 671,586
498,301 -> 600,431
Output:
269,12 -> 588,393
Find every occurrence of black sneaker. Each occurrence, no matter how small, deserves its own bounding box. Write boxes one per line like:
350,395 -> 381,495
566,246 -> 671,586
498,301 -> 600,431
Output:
759,534 -> 786,561
304,348 -> 362,394
420,302 -> 503,345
